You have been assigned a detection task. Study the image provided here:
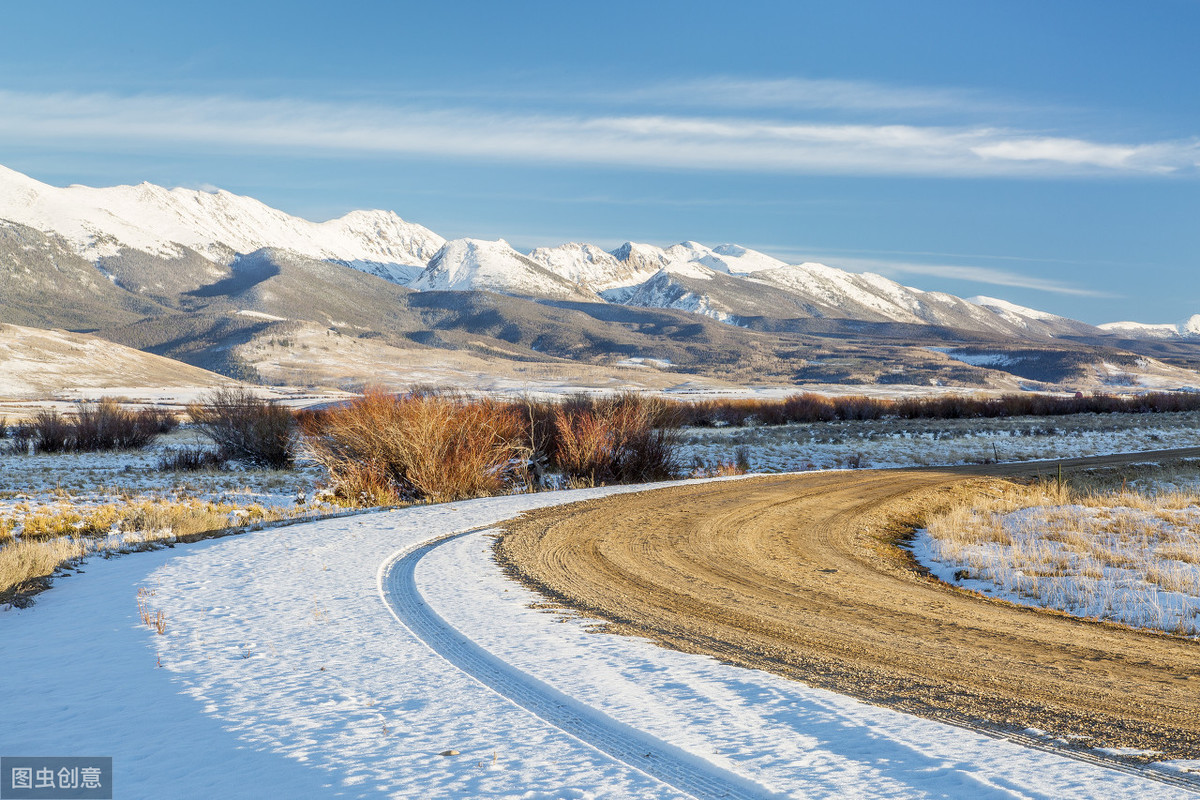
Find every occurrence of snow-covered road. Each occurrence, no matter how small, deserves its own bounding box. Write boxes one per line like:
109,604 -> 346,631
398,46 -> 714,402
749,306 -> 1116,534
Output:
3,481 -> 1196,798
381,526 -> 772,800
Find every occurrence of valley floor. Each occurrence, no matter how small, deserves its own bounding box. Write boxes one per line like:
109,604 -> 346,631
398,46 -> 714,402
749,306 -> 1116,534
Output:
2,481 -> 1197,798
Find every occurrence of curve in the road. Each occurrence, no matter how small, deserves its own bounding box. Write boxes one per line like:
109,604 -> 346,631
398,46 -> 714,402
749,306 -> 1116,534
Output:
496,449 -> 1200,771
378,526 -> 784,800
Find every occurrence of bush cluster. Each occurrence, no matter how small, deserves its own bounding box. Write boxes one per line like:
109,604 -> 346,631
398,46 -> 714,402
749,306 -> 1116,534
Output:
300,389 -> 680,505
668,390 -> 1200,428
157,446 -> 229,472
302,389 -> 528,504
10,399 -> 175,454
548,395 -> 678,486
187,387 -> 296,469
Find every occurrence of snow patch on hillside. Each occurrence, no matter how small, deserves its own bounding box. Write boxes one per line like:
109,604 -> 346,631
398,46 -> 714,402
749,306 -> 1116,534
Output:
970,296 -> 1061,322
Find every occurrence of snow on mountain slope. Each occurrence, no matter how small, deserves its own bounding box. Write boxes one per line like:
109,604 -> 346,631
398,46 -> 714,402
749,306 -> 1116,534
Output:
527,242 -> 657,291
968,296 -> 1102,337
740,263 -> 1064,336
1099,315 -> 1200,339
412,238 -> 599,300
613,266 -> 739,323
969,296 -> 1062,322
748,263 -> 935,323
0,164 -> 443,272
609,241 -> 675,272
664,241 -> 788,274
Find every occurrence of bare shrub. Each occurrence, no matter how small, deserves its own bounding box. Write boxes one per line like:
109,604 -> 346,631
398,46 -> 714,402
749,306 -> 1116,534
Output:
188,387 -> 296,469
304,388 -> 529,504
11,399 -> 169,454
553,394 -> 678,486
672,390 -> 1200,428
10,421 -> 34,455
29,410 -> 72,453
73,398 -> 159,450
734,445 -> 752,473
139,407 -> 179,434
158,446 -> 228,472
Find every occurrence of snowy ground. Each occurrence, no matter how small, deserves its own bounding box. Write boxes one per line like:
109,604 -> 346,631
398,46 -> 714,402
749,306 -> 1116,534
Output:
678,411 -> 1200,472
0,429 -> 328,520
3,482 -> 1197,798
912,489 -> 1200,638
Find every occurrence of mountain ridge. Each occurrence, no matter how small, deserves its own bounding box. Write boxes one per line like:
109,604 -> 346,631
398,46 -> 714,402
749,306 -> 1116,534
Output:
2,164 -> 1198,394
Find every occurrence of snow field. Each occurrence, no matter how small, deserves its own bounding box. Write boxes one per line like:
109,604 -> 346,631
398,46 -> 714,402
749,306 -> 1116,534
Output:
0,429 -> 329,524
3,481 -> 1196,798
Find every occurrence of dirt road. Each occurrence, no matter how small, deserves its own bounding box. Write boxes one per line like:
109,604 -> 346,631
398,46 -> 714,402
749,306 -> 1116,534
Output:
496,449 -> 1200,759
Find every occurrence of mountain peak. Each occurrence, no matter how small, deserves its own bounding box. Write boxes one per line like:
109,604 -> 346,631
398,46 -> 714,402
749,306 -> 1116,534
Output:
0,163 -> 441,268
414,237 -> 597,300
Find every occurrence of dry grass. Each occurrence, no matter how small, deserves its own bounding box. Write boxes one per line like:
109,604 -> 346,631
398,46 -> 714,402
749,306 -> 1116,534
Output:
921,473 -> 1200,635
137,586 -> 166,635
0,498 -> 306,606
0,537 -> 89,605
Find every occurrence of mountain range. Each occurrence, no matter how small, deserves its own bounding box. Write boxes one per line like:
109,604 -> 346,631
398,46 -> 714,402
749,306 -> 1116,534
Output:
2,164 -> 1199,395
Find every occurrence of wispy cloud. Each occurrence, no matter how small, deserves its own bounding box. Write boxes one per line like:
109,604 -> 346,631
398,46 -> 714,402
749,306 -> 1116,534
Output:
0,89 -> 1195,179
805,255 -> 1115,297
612,76 -> 998,113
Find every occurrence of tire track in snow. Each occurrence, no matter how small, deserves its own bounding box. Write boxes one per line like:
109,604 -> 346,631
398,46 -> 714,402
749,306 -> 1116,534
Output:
379,526 -> 781,800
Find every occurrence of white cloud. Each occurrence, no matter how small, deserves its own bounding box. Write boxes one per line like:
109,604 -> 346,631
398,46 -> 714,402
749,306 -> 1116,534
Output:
971,137 -> 1189,172
0,89 -> 1195,179
813,256 -> 1115,297
612,76 -> 991,112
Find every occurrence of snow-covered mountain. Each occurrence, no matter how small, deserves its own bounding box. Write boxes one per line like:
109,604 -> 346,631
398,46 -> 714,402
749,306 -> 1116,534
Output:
526,242 -> 656,292
969,296 -> 1063,323
0,164 -> 443,274
1099,315 -> 1200,340
412,238 -> 598,301
664,241 -> 788,274
737,265 -> 1092,337
619,264 -> 743,323
0,162 -> 1179,346
527,240 -> 789,301
967,296 -> 1100,338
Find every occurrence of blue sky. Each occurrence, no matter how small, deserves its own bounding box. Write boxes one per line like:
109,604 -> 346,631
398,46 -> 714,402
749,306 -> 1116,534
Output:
2,0 -> 1197,323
